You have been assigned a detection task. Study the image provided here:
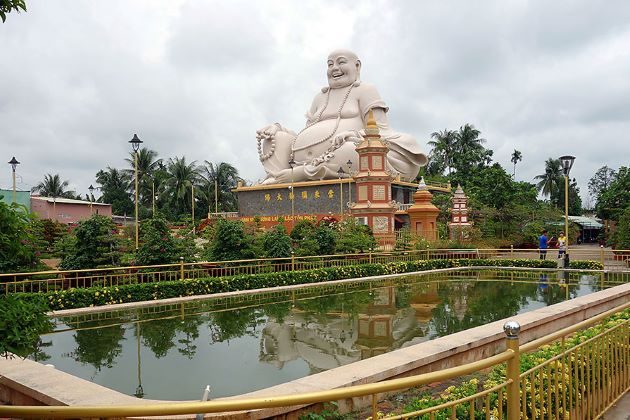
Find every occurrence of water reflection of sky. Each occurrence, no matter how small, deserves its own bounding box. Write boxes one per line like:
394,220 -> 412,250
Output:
35,270 -> 602,400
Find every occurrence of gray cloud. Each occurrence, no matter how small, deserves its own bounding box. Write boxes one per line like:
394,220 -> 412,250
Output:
0,0 -> 628,203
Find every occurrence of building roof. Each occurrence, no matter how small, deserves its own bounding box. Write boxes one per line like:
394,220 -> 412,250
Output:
31,196 -> 111,206
567,216 -> 603,229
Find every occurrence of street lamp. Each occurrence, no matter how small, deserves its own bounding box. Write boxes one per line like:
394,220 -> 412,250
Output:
289,158 -> 296,229
129,134 -> 143,250
559,155 -> 576,267
346,159 -> 352,216
8,157 -> 20,204
191,184 -> 195,234
337,167 -> 345,220
88,184 -> 95,213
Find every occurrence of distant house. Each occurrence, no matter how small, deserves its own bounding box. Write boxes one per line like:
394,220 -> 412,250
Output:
31,196 -> 112,224
0,189 -> 31,210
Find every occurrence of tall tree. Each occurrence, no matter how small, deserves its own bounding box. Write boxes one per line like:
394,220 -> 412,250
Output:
201,161 -> 240,214
427,129 -> 457,175
534,158 -> 562,201
510,150 -> 522,178
31,174 -> 75,198
125,148 -> 161,208
588,166 -> 616,201
451,124 -> 492,178
596,166 -> 629,221
95,167 -> 133,216
163,156 -> 200,217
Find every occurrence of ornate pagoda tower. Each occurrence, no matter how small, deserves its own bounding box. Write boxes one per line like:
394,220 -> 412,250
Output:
448,184 -> 472,240
407,177 -> 440,240
350,110 -> 396,246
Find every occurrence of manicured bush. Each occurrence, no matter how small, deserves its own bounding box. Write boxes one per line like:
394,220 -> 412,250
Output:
569,260 -> 604,270
14,258 -> 591,311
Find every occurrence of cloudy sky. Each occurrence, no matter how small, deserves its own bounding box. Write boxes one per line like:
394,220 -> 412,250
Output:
1,0 -> 629,207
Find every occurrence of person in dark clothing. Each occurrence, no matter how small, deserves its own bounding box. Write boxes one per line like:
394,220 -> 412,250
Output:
539,230 -> 548,260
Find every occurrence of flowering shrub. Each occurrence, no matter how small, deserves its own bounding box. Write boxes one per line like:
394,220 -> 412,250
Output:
13,258 -> 592,311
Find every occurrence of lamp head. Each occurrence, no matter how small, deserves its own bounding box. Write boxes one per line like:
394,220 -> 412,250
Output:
559,155 -> 575,176
88,184 -> 95,194
129,134 -> 143,152
288,158 -> 296,169
8,156 -> 20,171
337,167 -> 345,177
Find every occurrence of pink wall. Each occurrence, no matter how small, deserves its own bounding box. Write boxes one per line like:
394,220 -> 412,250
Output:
30,198 -> 112,224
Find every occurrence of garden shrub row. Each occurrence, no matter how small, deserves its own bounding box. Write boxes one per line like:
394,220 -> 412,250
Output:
18,258 -> 602,311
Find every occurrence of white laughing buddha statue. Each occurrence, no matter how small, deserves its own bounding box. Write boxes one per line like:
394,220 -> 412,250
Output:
256,49 -> 428,184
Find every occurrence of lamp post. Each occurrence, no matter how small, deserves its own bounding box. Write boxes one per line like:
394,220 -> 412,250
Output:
152,181 -> 156,217
191,184 -> 195,234
88,184 -> 95,214
346,159 -> 352,217
337,167 -> 345,220
559,155 -> 575,267
8,157 -> 20,204
129,134 -> 143,250
134,322 -> 144,398
289,159 -> 296,229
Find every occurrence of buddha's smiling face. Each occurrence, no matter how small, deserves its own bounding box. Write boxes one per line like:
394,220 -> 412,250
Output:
327,50 -> 360,89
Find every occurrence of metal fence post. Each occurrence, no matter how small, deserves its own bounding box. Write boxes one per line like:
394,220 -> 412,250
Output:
504,320 -> 521,420
180,257 -> 185,281
600,245 -> 605,268
291,251 -> 295,271
369,247 -> 373,264
510,245 -> 514,258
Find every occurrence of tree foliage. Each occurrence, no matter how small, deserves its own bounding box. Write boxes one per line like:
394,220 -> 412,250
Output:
0,295 -> 52,358
207,218 -> 253,261
596,166 -> 629,221
262,225 -> 293,258
59,215 -> 122,269
136,217 -> 179,265
31,173 -> 76,198
0,0 -> 26,23
0,201 -> 38,272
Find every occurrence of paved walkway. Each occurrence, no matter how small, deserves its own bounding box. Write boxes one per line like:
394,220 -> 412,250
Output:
602,391 -> 629,419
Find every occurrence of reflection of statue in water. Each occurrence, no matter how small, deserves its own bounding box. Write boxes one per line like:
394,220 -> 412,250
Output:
256,49 -> 427,184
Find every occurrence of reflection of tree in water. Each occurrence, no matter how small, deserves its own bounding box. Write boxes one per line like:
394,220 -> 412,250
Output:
430,281 -> 540,337
295,290 -> 374,323
209,308 -> 263,343
67,322 -> 125,375
30,338 -> 52,362
263,302 -> 292,323
140,316 -> 182,358
177,316 -> 205,359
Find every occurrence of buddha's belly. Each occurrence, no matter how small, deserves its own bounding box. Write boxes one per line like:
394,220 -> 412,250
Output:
293,118 -> 362,163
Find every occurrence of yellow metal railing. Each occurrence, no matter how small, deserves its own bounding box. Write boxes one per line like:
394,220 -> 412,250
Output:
1,248 -> 628,294
2,302 -> 627,419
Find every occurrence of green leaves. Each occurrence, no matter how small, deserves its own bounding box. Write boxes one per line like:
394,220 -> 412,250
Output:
0,295 -> 52,358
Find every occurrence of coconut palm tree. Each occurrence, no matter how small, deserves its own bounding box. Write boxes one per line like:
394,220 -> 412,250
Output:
95,167 -> 133,215
31,173 -> 75,198
510,150 -> 523,178
125,148 -> 162,208
534,158 -> 563,201
163,156 -> 201,217
452,124 -> 490,177
201,161 -> 240,214
427,129 -> 457,175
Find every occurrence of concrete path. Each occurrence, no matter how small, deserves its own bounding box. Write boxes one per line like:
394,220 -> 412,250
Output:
603,391 -> 630,419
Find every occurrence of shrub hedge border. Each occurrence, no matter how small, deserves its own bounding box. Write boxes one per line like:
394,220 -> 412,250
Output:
17,258 -> 603,311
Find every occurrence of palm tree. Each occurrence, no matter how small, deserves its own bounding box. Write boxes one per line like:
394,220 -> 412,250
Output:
510,150 -> 523,178
427,129 -> 457,175
452,124 -> 489,176
534,158 -> 562,200
202,161 -> 240,213
163,156 -> 200,216
95,167 -> 133,215
31,173 -> 75,198
125,147 -> 161,207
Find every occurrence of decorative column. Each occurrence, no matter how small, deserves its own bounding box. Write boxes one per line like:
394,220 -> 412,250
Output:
448,184 -> 472,241
407,177 -> 440,240
351,110 -> 396,246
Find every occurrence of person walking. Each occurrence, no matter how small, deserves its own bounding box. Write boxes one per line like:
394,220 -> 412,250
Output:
539,230 -> 548,260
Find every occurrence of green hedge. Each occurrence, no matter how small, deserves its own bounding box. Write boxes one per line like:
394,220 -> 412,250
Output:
17,258 -> 602,311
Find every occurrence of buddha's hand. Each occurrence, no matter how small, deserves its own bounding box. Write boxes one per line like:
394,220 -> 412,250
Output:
256,123 -> 283,141
332,130 -> 362,148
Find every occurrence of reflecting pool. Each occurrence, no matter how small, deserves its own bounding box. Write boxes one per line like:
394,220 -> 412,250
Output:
34,269 -> 605,400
